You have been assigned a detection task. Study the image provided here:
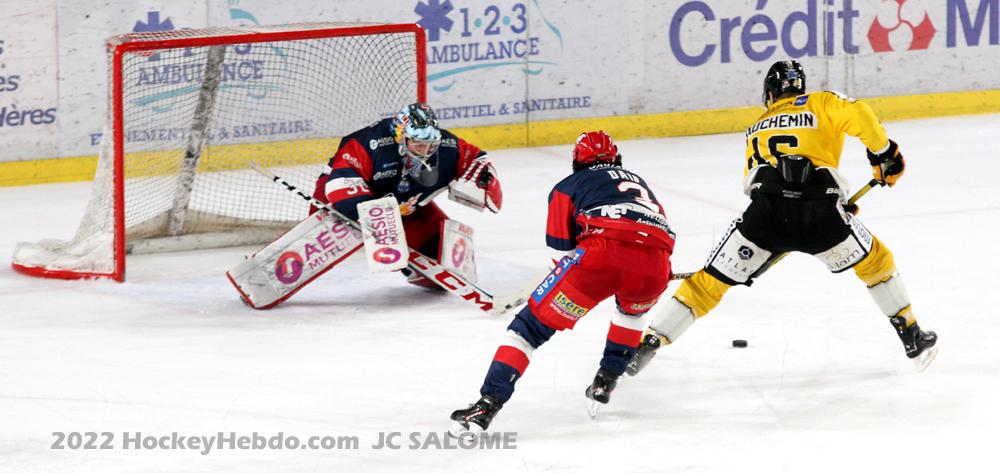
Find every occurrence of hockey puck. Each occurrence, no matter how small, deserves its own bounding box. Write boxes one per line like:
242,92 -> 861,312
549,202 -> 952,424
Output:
732,339 -> 748,348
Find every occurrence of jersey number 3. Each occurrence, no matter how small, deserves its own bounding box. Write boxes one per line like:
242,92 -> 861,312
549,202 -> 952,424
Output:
618,182 -> 661,214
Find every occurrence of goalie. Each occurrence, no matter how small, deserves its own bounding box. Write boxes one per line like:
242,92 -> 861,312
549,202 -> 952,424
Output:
227,102 -> 502,308
310,102 -> 502,288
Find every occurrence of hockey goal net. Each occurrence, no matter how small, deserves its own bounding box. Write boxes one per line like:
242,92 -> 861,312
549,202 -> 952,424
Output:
12,22 -> 426,281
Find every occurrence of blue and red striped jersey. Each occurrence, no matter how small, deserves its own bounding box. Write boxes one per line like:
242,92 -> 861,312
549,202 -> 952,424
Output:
546,164 -> 675,251
312,118 -> 485,220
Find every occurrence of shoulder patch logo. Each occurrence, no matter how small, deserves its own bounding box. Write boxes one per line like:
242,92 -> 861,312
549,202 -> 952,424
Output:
341,153 -> 362,170
794,96 -> 808,106
369,136 -> 397,150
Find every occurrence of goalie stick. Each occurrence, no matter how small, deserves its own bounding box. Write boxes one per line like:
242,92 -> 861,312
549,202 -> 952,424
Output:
670,179 -> 880,280
249,163 -> 525,315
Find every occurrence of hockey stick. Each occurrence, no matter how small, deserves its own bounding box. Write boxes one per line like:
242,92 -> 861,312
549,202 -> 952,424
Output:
249,163 -> 525,315
670,179 -> 880,281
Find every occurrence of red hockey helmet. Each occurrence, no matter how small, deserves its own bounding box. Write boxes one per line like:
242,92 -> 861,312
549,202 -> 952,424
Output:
572,130 -> 619,171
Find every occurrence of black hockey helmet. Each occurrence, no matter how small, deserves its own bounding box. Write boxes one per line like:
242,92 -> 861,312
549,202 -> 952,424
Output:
763,60 -> 806,106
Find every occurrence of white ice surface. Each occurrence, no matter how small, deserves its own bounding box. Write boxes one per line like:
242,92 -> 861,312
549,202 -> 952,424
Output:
2,114 -> 999,472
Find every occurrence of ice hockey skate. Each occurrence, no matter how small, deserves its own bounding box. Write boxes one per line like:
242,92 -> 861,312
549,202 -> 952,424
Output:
585,368 -> 620,419
625,332 -> 666,376
889,316 -> 939,371
449,395 -> 503,436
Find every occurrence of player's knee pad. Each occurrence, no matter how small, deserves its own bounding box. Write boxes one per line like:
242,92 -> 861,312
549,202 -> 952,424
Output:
648,297 -> 696,344
705,220 -> 773,285
673,271 -> 732,317
814,214 -> 874,273
612,303 -> 651,327
867,271 -> 912,318
852,236 -> 897,285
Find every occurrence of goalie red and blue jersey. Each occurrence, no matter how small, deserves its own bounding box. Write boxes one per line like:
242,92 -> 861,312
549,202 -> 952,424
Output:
311,117 -> 485,220
545,163 -> 676,252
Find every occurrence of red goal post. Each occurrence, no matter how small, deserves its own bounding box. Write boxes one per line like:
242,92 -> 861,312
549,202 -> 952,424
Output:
12,22 -> 426,281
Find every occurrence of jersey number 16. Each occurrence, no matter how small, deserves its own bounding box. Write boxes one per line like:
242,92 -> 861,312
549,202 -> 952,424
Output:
749,134 -> 800,169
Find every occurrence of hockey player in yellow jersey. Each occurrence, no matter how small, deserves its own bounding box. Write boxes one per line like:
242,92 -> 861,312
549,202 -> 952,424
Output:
627,60 -> 938,375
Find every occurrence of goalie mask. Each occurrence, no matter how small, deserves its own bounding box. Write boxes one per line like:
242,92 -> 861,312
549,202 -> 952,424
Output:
393,102 -> 442,167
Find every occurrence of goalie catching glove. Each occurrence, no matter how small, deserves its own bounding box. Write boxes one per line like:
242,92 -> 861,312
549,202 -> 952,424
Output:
868,139 -> 905,187
449,156 -> 502,213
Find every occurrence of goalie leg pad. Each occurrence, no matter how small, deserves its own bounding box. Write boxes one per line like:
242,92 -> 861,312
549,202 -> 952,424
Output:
704,220 -> 773,285
226,212 -> 364,309
439,219 -> 478,283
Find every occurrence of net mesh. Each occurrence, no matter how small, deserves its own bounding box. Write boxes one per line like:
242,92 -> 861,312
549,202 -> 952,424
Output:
12,23 -> 421,279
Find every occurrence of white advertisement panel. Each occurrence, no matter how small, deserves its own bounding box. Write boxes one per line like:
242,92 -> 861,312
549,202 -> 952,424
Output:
57,1 -> 210,158
0,0 -> 59,161
0,0 -> 997,163
642,0 -> 1000,111
851,0 -> 1000,95
210,0 -> 603,126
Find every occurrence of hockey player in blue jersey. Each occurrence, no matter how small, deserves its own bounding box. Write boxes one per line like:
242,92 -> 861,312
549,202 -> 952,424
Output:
450,131 -> 677,433
310,102 -> 503,287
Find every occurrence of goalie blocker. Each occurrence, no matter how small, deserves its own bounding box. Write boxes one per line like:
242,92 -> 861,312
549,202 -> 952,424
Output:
358,196 -> 409,273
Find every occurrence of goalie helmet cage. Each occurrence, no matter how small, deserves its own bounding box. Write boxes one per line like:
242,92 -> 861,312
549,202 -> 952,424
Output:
11,22 -> 426,282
